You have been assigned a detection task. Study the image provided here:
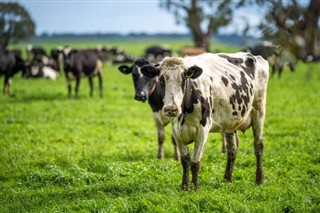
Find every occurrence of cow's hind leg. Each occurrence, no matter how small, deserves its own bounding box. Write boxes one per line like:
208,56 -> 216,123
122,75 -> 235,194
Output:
224,132 -> 238,182
252,108 -> 265,185
221,133 -> 227,153
3,77 -> 9,95
64,72 -> 72,97
75,76 -> 80,98
98,72 -> 103,98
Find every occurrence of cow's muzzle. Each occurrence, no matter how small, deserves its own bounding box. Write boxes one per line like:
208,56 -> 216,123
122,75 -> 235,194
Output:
163,105 -> 180,117
135,91 -> 147,102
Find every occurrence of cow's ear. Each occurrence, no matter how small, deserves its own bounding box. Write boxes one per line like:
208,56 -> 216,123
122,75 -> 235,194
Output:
141,65 -> 160,78
184,65 -> 203,79
118,65 -> 132,74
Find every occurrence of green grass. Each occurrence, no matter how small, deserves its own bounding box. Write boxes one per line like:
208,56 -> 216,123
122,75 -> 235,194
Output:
1,40 -> 320,212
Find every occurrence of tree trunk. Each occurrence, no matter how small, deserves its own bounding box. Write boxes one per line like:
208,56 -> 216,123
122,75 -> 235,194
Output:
305,0 -> 319,58
193,33 -> 210,52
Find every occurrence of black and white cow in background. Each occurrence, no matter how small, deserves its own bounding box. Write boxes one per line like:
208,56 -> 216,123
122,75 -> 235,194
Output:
141,52 -> 269,190
145,46 -> 172,64
118,58 -> 179,160
244,42 -> 295,77
0,49 -> 26,95
63,48 -> 103,97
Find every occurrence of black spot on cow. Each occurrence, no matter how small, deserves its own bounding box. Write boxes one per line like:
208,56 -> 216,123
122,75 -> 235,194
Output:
241,106 -> 246,117
229,74 -> 236,81
178,113 -> 186,126
219,54 -> 243,66
200,97 -> 210,127
229,71 -> 251,118
221,76 -> 229,87
241,56 -> 256,79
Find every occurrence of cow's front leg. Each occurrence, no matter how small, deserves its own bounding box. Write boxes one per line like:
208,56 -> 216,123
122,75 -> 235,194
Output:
153,115 -> 165,160
191,132 -> 209,191
180,154 -> 190,191
3,76 -> 10,95
224,132 -> 238,182
88,77 -> 93,97
190,161 -> 200,191
157,126 -> 165,160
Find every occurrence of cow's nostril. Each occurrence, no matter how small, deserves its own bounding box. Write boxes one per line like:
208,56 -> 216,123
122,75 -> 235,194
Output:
135,94 -> 146,101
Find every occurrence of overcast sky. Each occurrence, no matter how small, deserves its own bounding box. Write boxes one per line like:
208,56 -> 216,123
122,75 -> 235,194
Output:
15,0 -> 263,36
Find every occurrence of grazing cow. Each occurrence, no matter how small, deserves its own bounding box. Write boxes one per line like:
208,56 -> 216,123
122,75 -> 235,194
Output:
63,49 -> 103,97
244,42 -> 295,77
50,48 -> 64,71
141,52 -> 269,190
24,62 -> 59,80
145,46 -> 172,64
27,45 -> 48,63
0,49 -> 26,95
118,58 -> 179,160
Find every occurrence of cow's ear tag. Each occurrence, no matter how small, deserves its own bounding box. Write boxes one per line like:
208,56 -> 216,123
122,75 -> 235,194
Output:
185,65 -> 203,79
185,70 -> 195,78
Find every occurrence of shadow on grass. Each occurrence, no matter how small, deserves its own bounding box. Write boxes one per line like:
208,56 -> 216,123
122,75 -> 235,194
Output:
2,92 -> 96,104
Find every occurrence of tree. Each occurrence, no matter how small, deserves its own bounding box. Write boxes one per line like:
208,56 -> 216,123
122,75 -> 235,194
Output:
0,2 -> 35,49
160,0 -> 233,51
257,0 -> 319,62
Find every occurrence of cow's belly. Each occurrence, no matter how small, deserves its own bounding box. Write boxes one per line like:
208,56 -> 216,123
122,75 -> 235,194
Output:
210,107 -> 252,133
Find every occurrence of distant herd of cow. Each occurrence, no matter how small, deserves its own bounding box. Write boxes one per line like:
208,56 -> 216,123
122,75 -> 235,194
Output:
1,42 -> 287,190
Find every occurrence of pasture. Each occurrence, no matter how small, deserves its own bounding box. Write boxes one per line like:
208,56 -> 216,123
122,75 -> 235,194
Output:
1,39 -> 319,212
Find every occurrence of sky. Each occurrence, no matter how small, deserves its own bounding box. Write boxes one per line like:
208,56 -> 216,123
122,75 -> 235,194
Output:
14,0 -> 263,36
17,0 -> 189,35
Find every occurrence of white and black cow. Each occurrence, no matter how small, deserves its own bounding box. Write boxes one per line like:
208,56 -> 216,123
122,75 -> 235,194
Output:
118,58 -> 179,160
0,49 -> 26,95
244,42 -> 295,77
145,46 -> 172,64
141,52 -> 269,190
63,48 -> 104,98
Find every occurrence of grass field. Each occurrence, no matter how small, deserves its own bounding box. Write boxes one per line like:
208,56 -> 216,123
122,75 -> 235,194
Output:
1,40 -> 320,212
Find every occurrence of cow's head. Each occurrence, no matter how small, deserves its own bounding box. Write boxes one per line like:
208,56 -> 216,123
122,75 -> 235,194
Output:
141,57 -> 203,117
118,58 -> 157,102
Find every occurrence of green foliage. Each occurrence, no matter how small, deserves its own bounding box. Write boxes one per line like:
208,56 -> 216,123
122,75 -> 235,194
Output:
1,40 -> 320,212
0,2 -> 35,48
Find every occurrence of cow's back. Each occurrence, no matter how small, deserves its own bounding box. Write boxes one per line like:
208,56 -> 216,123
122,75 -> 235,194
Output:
183,53 -> 266,133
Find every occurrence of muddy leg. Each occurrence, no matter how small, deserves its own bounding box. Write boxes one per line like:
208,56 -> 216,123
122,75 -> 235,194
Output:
252,109 -> 265,185
190,161 -> 200,191
224,132 -> 238,182
181,154 -> 190,191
